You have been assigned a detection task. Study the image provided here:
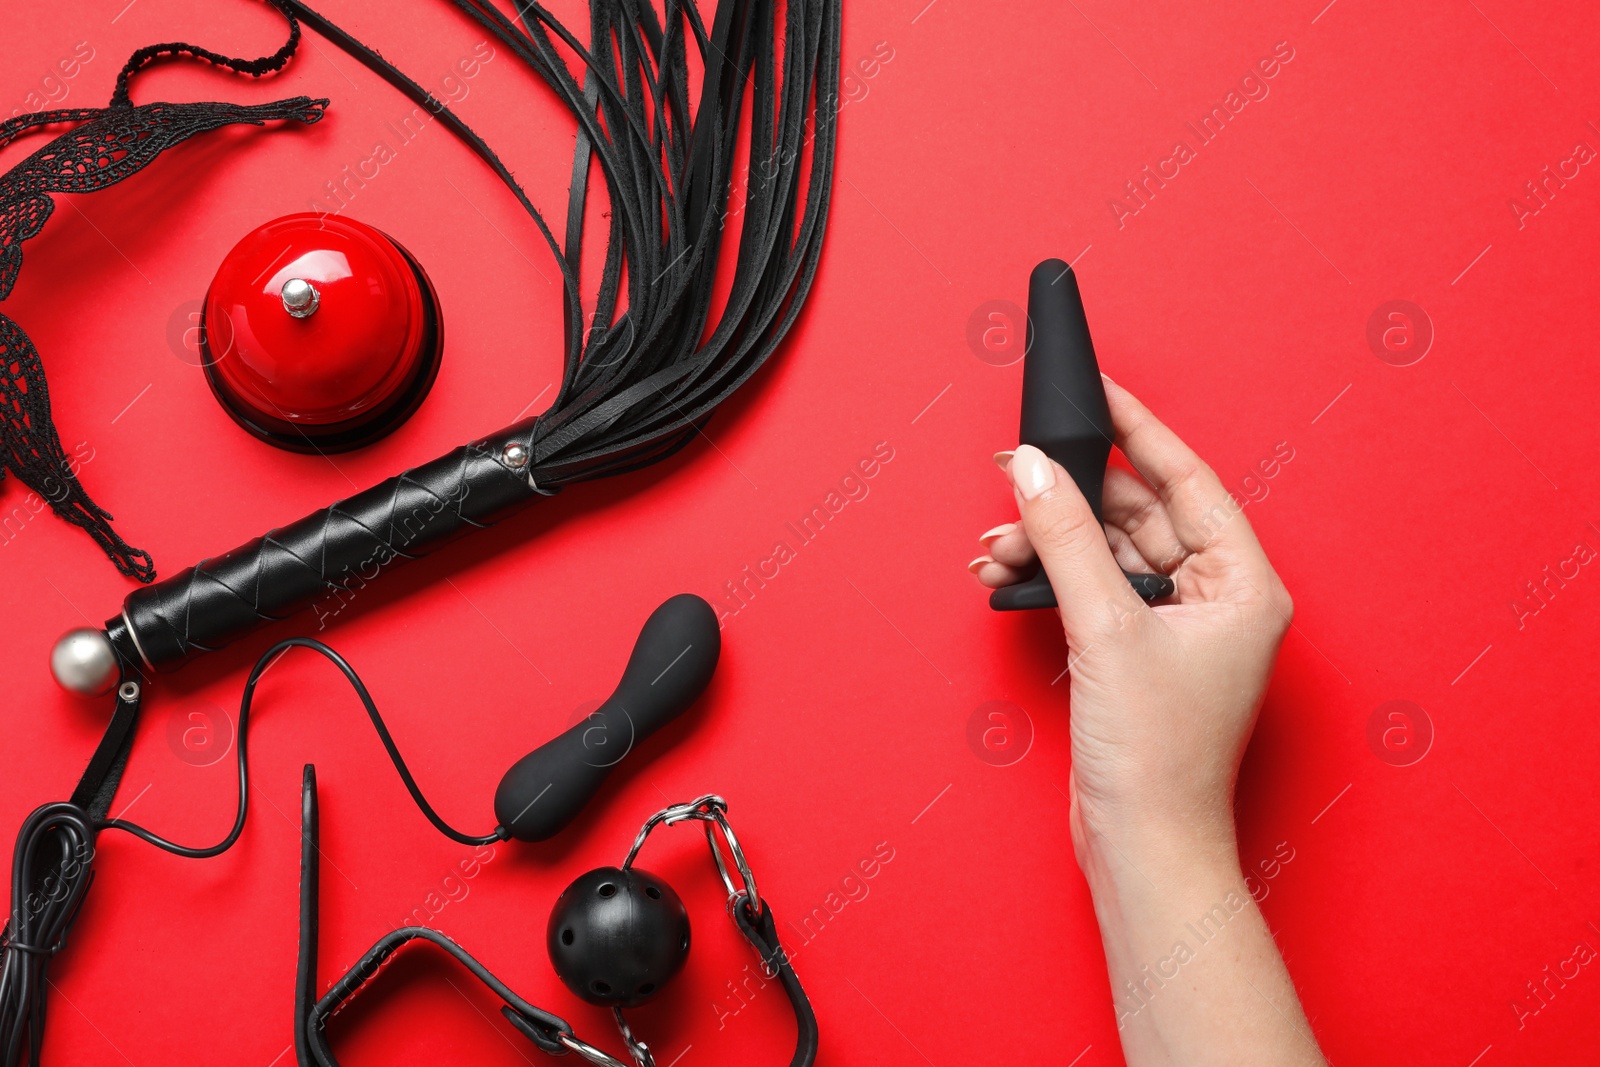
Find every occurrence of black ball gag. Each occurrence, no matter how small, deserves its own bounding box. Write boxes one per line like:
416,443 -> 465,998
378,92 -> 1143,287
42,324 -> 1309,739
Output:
548,866 -> 691,1007
293,794 -> 818,1067
989,259 -> 1177,611
494,594 -> 721,841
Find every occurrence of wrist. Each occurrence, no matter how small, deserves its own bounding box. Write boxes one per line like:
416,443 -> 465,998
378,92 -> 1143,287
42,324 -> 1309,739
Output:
1078,815 -> 1252,976
1076,802 -> 1241,898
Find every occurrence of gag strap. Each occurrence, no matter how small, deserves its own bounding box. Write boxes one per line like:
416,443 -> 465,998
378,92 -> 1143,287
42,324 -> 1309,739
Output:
293,779 -> 816,1067
733,898 -> 821,1067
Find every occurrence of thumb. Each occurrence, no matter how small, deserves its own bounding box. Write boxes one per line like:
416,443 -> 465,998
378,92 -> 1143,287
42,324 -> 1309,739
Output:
1008,445 -> 1145,643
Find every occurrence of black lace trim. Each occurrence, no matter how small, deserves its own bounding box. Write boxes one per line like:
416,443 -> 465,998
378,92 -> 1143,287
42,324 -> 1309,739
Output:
0,0 -> 325,582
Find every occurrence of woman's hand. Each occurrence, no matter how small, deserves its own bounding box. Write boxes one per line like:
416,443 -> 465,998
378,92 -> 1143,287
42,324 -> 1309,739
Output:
972,375 -> 1292,863
970,376 -> 1325,1066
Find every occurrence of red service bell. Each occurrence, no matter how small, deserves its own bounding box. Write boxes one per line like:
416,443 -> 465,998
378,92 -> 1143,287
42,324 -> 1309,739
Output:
202,213 -> 443,453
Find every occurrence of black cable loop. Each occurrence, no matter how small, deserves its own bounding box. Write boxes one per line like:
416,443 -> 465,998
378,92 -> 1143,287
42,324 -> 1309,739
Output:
0,803 -> 97,1066
98,638 -> 505,855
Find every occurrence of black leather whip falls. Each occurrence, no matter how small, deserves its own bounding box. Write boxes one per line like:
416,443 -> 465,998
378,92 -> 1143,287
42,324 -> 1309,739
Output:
47,0 -> 842,687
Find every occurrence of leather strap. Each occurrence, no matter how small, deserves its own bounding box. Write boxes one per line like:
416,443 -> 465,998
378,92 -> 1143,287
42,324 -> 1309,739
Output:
66,683 -> 141,821
293,765 -> 587,1066
734,899 -> 820,1067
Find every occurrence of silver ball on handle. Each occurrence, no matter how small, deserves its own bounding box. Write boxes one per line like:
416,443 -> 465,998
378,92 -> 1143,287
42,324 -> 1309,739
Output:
50,627 -> 120,696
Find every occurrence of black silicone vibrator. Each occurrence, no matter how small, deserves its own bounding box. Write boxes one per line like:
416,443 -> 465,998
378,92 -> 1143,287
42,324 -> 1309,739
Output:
494,594 -> 721,841
989,260 -> 1176,611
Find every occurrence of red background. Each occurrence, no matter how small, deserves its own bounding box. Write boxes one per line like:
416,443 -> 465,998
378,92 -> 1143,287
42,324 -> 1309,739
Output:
3,1 -> 1598,1064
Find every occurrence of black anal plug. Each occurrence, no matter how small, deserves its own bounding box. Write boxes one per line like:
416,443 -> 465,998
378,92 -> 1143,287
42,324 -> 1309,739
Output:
989,260 -> 1176,611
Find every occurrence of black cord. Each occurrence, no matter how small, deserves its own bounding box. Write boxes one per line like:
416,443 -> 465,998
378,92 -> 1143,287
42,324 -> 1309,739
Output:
100,638 -> 506,854
0,805 -> 95,1067
1,671 -> 143,1067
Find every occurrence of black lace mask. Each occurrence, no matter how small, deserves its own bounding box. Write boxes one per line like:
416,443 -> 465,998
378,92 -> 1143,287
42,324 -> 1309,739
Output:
0,2 -> 325,582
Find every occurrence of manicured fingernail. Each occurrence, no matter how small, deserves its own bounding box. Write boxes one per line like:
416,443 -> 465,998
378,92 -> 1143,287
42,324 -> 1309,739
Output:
967,555 -> 994,575
979,523 -> 1016,545
1100,371 -> 1115,384
992,450 -> 1014,471
1011,444 -> 1056,500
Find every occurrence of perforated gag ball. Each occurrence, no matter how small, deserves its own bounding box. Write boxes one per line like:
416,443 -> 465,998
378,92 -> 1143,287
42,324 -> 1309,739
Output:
547,866 -> 690,1007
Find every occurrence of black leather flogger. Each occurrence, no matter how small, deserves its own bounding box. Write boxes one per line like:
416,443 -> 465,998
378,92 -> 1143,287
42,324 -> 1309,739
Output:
69,0 -> 842,679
